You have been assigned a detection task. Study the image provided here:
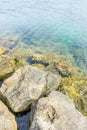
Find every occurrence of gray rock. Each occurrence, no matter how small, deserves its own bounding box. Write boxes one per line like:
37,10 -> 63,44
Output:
0,100 -> 17,130
30,91 -> 87,130
0,65 -> 61,112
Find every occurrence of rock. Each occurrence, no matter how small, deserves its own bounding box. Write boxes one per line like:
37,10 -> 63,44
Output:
32,63 -> 45,69
0,46 -> 6,56
26,54 -> 84,78
0,54 -> 27,80
0,55 -> 15,80
30,91 -> 87,130
0,100 -> 17,130
0,34 -> 19,49
76,88 -> 87,116
0,65 -> 61,112
58,77 -> 87,116
53,62 -> 85,77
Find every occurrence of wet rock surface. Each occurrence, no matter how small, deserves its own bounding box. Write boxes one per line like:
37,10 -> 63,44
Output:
0,55 -> 15,80
58,77 -> 87,116
30,91 -> 87,130
0,46 -> 7,56
0,65 -> 61,112
0,100 -> 17,130
53,62 -> 85,77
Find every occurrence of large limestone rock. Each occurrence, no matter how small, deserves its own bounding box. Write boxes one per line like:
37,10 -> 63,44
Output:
0,65 -> 61,112
0,100 -> 17,130
30,91 -> 87,130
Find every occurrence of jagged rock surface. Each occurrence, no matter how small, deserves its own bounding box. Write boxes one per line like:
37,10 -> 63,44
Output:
0,100 -> 17,130
0,65 -> 61,112
0,55 -> 15,80
30,91 -> 87,130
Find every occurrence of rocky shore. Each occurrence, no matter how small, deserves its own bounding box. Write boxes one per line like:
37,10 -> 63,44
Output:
0,41 -> 87,130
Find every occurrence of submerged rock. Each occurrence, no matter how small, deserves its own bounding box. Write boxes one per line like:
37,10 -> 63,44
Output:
0,46 -> 6,56
58,77 -> 87,116
47,62 -> 85,78
0,100 -> 17,130
0,53 -> 27,80
54,62 -> 84,77
0,65 -> 61,112
0,34 -> 19,49
27,54 -> 84,78
30,91 -> 87,130
76,88 -> 87,116
0,55 -> 15,80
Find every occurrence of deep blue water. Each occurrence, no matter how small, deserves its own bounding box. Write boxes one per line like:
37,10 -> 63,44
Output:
0,0 -> 87,129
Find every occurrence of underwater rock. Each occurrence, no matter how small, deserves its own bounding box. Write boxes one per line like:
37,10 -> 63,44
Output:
50,62 -> 85,77
0,65 -> 61,112
76,88 -> 87,116
0,53 -> 27,80
0,55 -> 15,80
32,63 -> 45,69
27,53 -> 74,67
9,46 -> 34,60
0,46 -> 6,56
0,100 -> 17,130
27,54 -> 84,78
30,91 -> 87,130
12,58 -> 27,69
0,34 -> 19,49
58,77 -> 87,116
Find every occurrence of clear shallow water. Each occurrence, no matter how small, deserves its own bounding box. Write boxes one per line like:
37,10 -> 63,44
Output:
0,0 -> 87,71
0,0 -> 87,45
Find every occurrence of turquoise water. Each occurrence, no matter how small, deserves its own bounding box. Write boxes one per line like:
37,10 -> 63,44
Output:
0,0 -> 87,73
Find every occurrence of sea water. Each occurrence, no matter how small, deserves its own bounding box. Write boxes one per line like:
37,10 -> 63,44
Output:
0,0 -> 87,129
0,0 -> 87,72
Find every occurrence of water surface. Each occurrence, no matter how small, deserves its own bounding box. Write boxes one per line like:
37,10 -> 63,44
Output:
0,1 -> 87,70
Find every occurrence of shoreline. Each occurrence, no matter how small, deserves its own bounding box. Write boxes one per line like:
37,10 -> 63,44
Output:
0,40 -> 87,129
